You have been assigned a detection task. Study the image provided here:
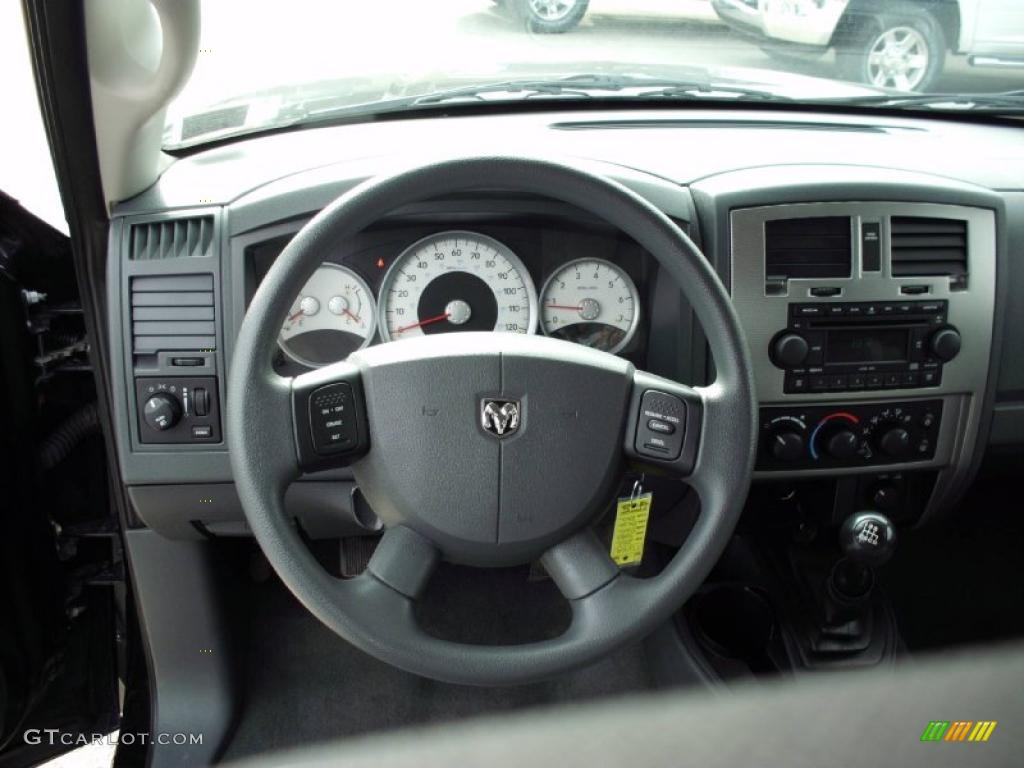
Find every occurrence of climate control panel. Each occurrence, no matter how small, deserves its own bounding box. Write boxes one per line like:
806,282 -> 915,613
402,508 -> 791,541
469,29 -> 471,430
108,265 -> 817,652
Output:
757,400 -> 942,471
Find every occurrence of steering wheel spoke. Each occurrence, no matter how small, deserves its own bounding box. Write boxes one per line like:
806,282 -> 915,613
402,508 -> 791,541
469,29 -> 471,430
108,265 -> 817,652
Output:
623,369 -> 703,477
290,361 -> 370,473
365,526 -> 440,599
541,528 -> 620,600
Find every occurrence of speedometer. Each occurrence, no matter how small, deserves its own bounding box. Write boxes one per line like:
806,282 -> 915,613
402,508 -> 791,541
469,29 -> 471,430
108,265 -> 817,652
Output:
378,231 -> 537,341
540,258 -> 640,354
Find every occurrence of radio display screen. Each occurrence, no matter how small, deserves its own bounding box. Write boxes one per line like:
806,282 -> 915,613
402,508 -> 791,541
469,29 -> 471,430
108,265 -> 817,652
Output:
827,329 -> 909,364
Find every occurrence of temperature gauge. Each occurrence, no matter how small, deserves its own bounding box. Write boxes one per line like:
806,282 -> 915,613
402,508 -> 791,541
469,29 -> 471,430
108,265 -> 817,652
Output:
279,264 -> 376,367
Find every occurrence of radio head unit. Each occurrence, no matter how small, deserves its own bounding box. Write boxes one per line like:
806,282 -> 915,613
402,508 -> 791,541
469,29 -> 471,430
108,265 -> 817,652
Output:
770,300 -> 960,394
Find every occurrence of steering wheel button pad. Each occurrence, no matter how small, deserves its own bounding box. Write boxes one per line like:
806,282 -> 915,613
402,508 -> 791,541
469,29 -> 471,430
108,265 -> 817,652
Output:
309,383 -> 358,454
635,390 -> 686,459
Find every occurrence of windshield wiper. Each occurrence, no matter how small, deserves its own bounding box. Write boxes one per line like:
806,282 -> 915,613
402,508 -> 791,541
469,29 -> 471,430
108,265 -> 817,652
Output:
411,73 -> 796,106
842,89 -> 1024,114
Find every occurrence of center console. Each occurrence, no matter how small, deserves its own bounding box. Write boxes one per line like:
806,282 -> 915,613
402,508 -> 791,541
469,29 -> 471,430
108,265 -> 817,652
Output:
728,201 -> 996,485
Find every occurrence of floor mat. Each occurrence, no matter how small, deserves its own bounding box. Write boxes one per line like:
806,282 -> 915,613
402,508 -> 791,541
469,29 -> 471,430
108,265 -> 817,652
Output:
880,463 -> 1024,651
222,564 -> 651,761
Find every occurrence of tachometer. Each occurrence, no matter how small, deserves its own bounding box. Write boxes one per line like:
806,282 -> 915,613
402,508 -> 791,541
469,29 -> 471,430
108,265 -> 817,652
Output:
378,231 -> 537,341
540,258 -> 639,354
279,264 -> 376,367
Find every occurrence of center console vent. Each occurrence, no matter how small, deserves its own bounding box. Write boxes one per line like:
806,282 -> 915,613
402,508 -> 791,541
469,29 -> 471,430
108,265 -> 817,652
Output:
890,217 -> 967,283
129,216 -> 215,260
764,216 -> 852,286
130,274 -> 216,355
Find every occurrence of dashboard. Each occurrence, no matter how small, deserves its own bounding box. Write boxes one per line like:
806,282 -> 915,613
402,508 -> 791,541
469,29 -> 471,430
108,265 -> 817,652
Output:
244,216 -> 656,375
105,108 -> 1024,540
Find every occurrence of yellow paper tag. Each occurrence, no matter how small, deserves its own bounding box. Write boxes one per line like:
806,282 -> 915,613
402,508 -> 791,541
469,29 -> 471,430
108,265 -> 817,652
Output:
610,492 -> 652,567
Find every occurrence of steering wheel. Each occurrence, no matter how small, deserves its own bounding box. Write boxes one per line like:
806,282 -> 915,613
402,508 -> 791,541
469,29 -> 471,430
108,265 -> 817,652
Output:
227,157 -> 756,686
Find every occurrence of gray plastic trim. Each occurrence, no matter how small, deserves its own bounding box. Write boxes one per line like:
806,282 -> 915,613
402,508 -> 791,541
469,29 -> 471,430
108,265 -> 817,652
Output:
127,481 -> 375,540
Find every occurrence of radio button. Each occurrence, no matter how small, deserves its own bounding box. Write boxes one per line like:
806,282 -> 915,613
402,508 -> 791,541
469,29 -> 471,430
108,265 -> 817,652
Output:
810,375 -> 830,391
866,374 -> 884,389
921,370 -> 941,387
786,375 -> 808,393
827,305 -> 845,316
884,373 -> 902,388
846,305 -> 863,317
849,375 -> 866,389
796,305 -> 824,317
902,372 -> 920,387
829,375 -> 848,390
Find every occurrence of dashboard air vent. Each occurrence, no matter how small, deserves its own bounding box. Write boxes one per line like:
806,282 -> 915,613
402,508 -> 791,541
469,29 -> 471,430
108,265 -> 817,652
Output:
130,274 -> 216,354
764,216 -> 852,282
129,216 -> 215,260
890,217 -> 967,279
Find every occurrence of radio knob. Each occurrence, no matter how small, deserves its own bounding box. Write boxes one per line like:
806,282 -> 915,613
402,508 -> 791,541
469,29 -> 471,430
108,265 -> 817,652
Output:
769,429 -> 805,462
877,427 -> 911,458
143,392 -> 182,431
770,332 -> 810,369
824,427 -> 860,459
929,326 -> 961,362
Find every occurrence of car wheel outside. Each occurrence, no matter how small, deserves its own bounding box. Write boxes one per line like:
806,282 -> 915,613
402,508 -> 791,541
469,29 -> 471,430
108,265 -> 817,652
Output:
835,3 -> 945,92
517,0 -> 589,33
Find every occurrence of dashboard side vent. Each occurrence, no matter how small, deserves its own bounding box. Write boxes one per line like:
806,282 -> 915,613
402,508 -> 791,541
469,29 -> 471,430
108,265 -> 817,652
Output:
890,217 -> 967,280
764,216 -> 852,282
130,274 -> 216,354
129,216 -> 214,260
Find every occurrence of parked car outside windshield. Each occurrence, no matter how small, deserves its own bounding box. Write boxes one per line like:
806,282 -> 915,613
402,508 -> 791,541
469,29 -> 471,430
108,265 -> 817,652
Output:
164,0 -> 1024,147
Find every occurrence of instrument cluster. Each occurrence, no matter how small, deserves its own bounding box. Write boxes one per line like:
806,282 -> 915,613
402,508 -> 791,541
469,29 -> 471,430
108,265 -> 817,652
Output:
251,224 -> 649,371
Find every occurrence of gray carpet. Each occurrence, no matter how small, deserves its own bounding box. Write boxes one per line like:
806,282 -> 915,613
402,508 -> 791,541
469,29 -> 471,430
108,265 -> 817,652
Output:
222,563 -> 652,761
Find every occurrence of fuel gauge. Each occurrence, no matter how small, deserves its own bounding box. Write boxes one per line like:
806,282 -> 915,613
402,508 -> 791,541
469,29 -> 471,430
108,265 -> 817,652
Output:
279,264 -> 376,367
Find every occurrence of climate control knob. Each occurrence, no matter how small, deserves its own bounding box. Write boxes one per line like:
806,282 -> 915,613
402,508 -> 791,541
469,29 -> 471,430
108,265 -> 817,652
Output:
769,429 -> 806,462
929,325 -> 961,362
143,393 -> 182,431
824,427 -> 860,459
876,427 -> 911,458
770,332 -> 810,369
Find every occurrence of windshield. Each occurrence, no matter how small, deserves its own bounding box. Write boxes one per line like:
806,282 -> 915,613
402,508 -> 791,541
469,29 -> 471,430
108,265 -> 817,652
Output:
165,0 -> 1024,148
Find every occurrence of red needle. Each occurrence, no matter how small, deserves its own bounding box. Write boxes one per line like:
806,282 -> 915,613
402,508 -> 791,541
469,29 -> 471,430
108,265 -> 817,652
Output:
395,312 -> 450,334
287,309 -> 304,322
547,304 -> 583,311
342,308 -> 362,323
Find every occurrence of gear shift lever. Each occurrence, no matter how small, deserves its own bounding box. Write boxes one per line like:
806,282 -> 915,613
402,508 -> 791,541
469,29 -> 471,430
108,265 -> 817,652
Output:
830,511 -> 897,601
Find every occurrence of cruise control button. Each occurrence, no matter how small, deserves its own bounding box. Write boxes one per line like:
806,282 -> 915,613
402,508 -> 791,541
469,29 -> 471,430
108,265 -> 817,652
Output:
647,419 -> 675,435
